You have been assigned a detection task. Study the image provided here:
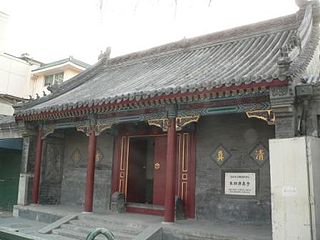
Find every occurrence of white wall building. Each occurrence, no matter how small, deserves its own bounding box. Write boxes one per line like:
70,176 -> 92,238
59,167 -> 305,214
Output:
0,11 -> 8,53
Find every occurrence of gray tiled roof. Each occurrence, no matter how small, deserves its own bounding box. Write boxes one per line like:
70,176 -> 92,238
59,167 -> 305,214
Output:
0,115 -> 15,124
15,2 -> 320,116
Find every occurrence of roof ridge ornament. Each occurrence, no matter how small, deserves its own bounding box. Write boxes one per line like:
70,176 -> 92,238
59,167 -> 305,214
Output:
47,82 -> 59,94
98,47 -> 111,64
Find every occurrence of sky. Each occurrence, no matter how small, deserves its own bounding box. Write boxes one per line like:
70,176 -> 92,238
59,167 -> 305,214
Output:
0,0 -> 299,65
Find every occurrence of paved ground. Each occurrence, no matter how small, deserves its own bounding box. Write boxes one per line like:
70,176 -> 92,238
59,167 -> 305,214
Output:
0,211 -> 12,219
0,206 -> 272,240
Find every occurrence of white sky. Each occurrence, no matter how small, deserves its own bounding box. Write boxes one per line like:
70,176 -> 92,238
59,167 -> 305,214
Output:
0,0 -> 298,64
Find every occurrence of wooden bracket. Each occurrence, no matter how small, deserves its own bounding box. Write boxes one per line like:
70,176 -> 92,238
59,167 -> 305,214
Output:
76,124 -> 112,136
148,115 -> 200,131
246,110 -> 275,125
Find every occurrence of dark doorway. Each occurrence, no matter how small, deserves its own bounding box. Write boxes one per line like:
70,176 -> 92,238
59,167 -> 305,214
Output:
0,149 -> 22,210
127,137 -> 155,204
126,135 -> 168,206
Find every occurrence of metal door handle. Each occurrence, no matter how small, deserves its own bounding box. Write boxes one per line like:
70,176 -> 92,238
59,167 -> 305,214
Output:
154,162 -> 160,170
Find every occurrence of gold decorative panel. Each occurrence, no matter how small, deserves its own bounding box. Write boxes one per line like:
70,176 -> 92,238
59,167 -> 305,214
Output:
71,148 -> 81,166
246,110 -> 275,125
250,143 -> 268,166
211,144 -> 231,166
95,148 -> 104,163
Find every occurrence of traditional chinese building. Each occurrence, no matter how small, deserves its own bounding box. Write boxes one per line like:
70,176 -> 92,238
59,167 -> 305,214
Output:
12,1 -> 320,239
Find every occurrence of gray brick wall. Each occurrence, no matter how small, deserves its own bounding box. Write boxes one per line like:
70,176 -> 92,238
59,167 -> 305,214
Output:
195,114 -> 274,224
60,130 -> 113,212
40,137 -> 64,205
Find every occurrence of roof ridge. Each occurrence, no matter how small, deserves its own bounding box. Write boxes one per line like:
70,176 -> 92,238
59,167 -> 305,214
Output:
106,12 -> 299,67
105,28 -> 297,71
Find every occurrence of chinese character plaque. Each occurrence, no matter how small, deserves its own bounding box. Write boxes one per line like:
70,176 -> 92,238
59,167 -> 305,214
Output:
250,143 -> 268,166
211,144 -> 231,166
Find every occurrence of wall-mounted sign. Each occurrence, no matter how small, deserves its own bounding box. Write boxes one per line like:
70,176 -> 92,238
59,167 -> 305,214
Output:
224,172 -> 256,196
211,144 -> 231,166
250,144 -> 268,166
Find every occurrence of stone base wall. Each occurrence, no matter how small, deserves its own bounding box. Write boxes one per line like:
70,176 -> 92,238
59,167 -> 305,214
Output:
195,113 -> 274,224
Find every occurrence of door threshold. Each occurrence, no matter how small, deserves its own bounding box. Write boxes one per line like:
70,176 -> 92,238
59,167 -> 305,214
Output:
126,202 -> 164,216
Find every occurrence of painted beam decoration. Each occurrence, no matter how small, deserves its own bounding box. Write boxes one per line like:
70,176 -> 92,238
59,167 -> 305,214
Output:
147,116 -> 200,131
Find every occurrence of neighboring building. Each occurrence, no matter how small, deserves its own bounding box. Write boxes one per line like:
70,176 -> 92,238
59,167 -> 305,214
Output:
0,53 -> 40,99
30,57 -> 90,98
0,94 -> 24,115
0,113 -> 22,211
0,11 -> 90,213
12,1 -> 320,239
0,11 -> 8,52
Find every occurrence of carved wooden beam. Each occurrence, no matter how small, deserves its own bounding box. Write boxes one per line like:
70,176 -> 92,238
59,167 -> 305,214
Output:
147,115 -> 200,131
176,116 -> 200,130
147,118 -> 169,131
246,110 -> 275,125
76,124 -> 112,136
41,125 -> 56,139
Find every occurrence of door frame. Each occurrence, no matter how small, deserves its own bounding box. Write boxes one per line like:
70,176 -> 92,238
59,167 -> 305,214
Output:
112,128 -> 196,218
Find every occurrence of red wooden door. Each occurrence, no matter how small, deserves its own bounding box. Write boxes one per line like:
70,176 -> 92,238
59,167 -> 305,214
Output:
153,136 -> 167,205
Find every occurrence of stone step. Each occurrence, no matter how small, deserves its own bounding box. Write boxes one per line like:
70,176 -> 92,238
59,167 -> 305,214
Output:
52,227 -> 133,240
52,228 -> 88,240
69,219 -> 142,236
78,214 -> 147,230
44,233 -> 78,240
60,222 -> 135,239
163,228 -> 238,240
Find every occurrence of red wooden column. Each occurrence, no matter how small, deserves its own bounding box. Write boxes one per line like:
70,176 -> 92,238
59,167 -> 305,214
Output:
84,128 -> 97,212
32,127 -> 44,204
164,117 -> 177,222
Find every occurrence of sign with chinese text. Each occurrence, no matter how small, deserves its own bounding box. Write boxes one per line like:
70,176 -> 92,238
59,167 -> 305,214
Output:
250,144 -> 268,166
224,172 -> 256,196
211,144 -> 231,166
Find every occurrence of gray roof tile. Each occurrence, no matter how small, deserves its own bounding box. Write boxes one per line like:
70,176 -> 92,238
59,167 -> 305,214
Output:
15,2 -> 320,117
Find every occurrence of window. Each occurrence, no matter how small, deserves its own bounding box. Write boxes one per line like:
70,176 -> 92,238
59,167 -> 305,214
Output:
44,72 -> 64,86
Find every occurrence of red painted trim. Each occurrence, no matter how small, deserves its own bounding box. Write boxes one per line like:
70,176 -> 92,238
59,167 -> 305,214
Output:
187,132 -> 196,219
126,206 -> 164,216
16,79 -> 289,121
32,128 -> 43,204
112,135 -> 121,193
84,129 -> 97,212
164,118 -> 177,222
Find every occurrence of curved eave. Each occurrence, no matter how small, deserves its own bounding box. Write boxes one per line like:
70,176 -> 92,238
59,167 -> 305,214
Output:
15,79 -> 289,122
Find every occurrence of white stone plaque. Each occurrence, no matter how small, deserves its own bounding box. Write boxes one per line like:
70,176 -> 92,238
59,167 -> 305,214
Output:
224,172 -> 256,196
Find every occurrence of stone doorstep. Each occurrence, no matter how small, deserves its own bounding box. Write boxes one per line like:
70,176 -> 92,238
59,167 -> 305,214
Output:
126,203 -> 165,211
68,219 -> 143,235
78,213 -> 149,229
58,223 -> 135,239
52,228 -> 132,240
38,214 -> 78,234
13,205 -> 65,223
